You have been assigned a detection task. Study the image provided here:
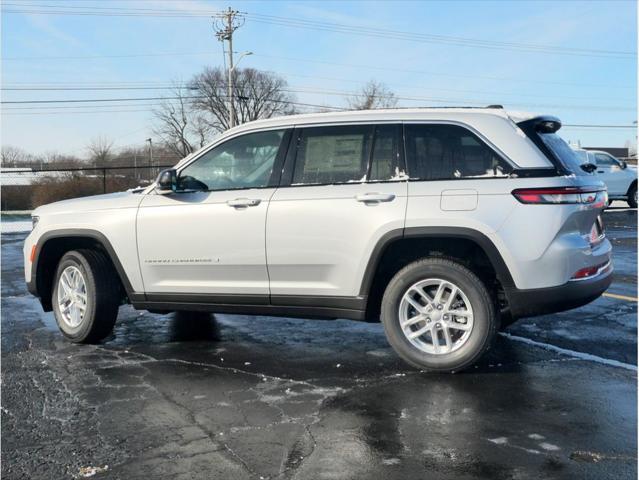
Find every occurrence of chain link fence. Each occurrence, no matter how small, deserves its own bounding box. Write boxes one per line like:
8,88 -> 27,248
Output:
1,165 -> 172,233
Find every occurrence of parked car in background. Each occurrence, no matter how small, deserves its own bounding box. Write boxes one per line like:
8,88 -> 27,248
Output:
573,149 -> 637,208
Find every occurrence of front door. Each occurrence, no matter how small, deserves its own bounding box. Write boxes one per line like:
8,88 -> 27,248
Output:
594,152 -> 626,196
136,128 -> 289,296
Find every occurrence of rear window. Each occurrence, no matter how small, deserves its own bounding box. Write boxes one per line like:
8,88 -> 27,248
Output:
538,133 -> 589,176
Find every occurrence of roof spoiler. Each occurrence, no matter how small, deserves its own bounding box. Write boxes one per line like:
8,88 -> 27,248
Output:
517,115 -> 562,133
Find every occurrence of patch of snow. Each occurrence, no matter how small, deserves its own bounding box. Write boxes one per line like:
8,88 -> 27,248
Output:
499,332 -> 638,371
488,437 -> 508,445
539,442 -> 561,451
77,465 -> 109,478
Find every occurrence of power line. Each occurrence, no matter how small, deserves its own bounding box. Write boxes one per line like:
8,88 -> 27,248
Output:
0,95 -> 346,112
1,105 -> 634,129
1,4 -> 634,58
2,79 -> 634,104
562,124 -> 638,129
3,51 -> 217,60
4,50 -> 634,91
247,13 -> 635,59
254,54 -> 637,90
1,91 -> 633,112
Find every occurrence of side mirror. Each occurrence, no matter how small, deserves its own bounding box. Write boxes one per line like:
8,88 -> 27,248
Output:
580,162 -> 597,174
621,161 -> 628,169
156,169 -> 177,194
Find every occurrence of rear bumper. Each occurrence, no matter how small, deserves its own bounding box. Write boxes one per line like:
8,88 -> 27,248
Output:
507,262 -> 613,319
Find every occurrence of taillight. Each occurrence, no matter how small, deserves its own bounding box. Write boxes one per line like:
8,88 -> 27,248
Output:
512,186 -> 607,206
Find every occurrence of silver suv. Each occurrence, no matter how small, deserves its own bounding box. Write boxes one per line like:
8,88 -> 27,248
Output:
24,107 -> 612,372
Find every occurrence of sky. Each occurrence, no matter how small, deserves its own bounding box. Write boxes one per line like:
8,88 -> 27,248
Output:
1,0 -> 637,158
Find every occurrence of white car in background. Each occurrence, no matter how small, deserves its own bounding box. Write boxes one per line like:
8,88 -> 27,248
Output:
574,149 -> 637,208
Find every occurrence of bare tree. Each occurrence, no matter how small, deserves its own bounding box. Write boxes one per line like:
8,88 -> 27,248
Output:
152,84 -> 212,158
189,67 -> 297,133
1,145 -> 34,167
87,136 -> 114,166
347,80 -> 398,110
36,151 -> 85,168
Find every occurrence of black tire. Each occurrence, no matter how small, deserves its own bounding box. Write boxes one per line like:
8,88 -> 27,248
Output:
627,183 -> 637,208
380,258 -> 498,373
52,249 -> 120,343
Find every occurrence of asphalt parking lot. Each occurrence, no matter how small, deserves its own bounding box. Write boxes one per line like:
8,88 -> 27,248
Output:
1,206 -> 636,480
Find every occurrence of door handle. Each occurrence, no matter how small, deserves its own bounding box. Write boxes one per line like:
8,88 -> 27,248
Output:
355,193 -> 396,203
597,170 -> 604,173
227,198 -> 261,208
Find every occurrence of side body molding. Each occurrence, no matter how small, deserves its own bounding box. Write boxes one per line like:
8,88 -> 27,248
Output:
29,228 -> 143,303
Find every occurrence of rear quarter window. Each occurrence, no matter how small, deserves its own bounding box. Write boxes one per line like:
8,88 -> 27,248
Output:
404,124 -> 512,180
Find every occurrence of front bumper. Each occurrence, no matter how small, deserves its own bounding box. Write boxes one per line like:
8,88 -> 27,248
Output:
507,262 -> 613,319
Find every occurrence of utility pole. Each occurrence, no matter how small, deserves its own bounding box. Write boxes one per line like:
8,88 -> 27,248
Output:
146,138 -> 153,176
214,8 -> 244,129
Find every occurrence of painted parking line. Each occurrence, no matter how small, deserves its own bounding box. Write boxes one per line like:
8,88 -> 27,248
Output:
500,332 -> 637,372
602,292 -> 638,302
603,208 -> 637,213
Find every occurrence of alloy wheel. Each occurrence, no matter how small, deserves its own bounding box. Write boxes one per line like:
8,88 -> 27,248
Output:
398,278 -> 474,355
57,266 -> 88,328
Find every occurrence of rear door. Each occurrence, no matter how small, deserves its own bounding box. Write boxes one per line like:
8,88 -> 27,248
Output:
266,124 -> 408,300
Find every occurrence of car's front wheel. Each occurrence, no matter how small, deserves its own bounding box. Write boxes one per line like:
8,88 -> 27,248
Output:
381,258 -> 498,372
52,249 -> 120,343
628,183 -> 637,208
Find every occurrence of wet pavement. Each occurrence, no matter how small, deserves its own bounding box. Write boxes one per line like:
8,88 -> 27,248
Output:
1,208 -> 637,480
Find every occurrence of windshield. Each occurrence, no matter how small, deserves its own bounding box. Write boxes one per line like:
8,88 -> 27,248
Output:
538,133 -> 590,176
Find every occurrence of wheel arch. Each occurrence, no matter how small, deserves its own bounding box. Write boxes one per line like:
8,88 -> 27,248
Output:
31,229 -> 136,311
360,227 -> 515,321
626,178 -> 637,196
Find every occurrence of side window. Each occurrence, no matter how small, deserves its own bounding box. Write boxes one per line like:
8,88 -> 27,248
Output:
293,125 -> 372,185
369,125 -> 406,181
178,129 -> 285,191
405,124 -> 512,180
594,153 -> 616,167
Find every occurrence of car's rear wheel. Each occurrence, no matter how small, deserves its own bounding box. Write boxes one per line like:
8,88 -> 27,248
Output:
381,258 -> 498,372
52,249 -> 120,343
628,183 -> 637,208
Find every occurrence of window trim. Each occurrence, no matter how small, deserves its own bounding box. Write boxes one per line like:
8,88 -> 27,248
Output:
402,121 -> 516,182
172,128 -> 293,194
367,124 -> 407,183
